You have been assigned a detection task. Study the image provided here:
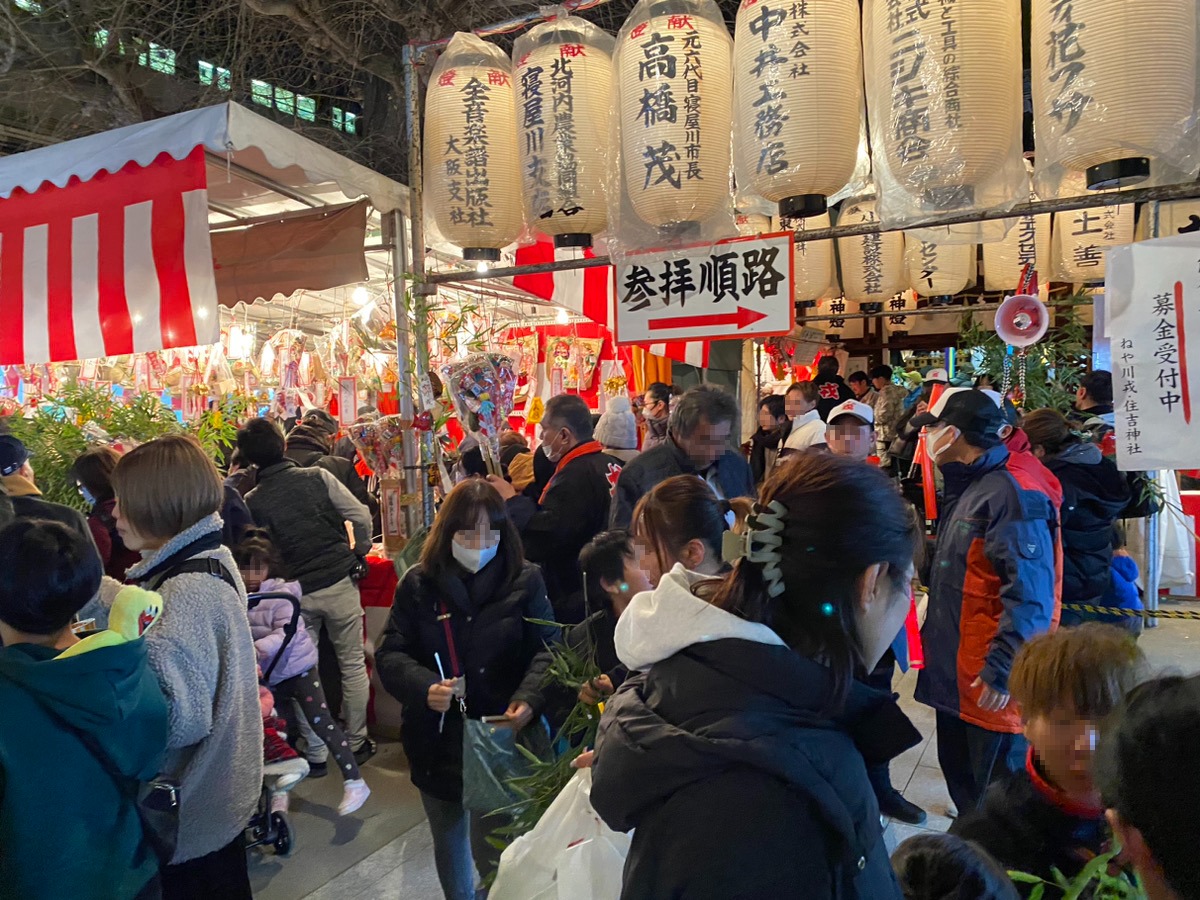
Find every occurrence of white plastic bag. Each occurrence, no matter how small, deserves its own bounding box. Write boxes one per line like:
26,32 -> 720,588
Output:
490,768 -> 632,900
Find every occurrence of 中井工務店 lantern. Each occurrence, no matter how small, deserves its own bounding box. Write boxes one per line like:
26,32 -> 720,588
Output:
1032,0 -> 1199,194
425,33 -> 522,262
732,0 -> 863,219
863,0 -> 1025,228
614,0 -> 734,234
514,18 -> 615,248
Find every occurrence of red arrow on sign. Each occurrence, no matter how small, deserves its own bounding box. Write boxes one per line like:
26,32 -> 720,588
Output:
648,306 -> 769,332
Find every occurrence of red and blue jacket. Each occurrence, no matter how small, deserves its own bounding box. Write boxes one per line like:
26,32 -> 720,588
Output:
915,443 -> 1062,734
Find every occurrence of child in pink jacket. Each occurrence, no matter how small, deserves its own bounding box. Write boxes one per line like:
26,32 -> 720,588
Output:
236,530 -> 370,816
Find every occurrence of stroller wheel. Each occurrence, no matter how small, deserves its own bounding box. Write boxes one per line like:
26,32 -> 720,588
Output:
271,811 -> 294,857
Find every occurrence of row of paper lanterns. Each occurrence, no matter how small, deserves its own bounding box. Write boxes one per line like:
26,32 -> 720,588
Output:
739,192 -> 1175,303
423,0 -> 1198,261
750,194 -> 1200,339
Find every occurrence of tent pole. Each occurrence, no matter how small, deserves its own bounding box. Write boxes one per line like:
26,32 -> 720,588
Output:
392,207 -> 420,540
405,44 -> 437,529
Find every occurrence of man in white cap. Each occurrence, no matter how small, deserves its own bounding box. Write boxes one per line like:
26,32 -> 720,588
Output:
825,400 -> 877,463
924,367 -> 950,386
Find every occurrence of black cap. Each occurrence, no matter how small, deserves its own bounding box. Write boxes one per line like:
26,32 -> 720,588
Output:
910,388 -> 1004,440
0,435 -> 30,477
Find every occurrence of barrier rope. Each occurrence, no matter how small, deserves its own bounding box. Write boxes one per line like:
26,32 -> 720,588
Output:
1062,603 -> 1200,621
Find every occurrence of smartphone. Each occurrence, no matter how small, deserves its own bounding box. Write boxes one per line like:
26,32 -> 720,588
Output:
480,715 -> 514,724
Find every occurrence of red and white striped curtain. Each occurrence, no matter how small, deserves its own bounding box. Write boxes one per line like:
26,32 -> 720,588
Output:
0,146 -> 219,366
514,241 -> 710,367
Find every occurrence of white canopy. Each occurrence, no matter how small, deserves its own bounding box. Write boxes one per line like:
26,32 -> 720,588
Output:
0,101 -> 408,215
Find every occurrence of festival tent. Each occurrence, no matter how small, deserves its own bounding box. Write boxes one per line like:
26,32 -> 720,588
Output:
0,101 -> 411,366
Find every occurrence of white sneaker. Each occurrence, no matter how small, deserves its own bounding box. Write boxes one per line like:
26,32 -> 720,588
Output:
338,778 -> 371,816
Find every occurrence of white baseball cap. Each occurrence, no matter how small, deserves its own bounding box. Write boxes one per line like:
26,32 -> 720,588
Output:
923,367 -> 949,383
827,399 -> 875,426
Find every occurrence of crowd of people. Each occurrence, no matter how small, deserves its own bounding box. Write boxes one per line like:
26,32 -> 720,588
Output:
0,361 -> 1197,900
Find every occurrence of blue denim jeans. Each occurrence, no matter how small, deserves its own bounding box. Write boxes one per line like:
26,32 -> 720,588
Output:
420,792 -> 502,900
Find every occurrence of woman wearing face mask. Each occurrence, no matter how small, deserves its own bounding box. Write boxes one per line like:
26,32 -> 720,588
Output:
376,480 -> 559,900
592,453 -> 922,899
70,446 -> 141,581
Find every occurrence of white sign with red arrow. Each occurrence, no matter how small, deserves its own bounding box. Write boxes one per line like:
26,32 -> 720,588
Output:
612,232 -> 796,346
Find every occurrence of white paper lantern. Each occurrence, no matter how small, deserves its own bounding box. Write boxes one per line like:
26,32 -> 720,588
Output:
883,290 -> 916,335
1031,0 -> 1198,191
864,0 -> 1023,212
1052,203 -> 1135,282
906,306 -> 964,336
1144,199 -> 1200,240
735,212 -> 772,236
983,211 -> 1052,291
818,295 -> 865,342
777,210 -> 833,304
837,198 -> 906,301
732,0 -> 862,219
514,20 -> 614,248
906,237 -> 974,298
616,0 -> 734,230
425,34 -> 522,261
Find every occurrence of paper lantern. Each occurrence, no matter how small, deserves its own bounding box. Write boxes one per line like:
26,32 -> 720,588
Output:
514,19 -> 614,248
615,0 -> 734,230
906,237 -> 974,298
1144,199 -> 1200,240
425,33 -> 522,261
735,212 -> 772,236
732,0 -> 862,219
818,296 -> 864,342
983,211 -> 1052,292
1051,177 -> 1135,281
1052,205 -> 1134,282
883,290 -> 917,336
864,0 -> 1023,213
1031,0 -> 1198,191
837,198 -> 906,302
777,211 -> 833,304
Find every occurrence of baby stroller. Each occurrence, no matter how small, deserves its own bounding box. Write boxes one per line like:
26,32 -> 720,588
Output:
244,590 -> 305,858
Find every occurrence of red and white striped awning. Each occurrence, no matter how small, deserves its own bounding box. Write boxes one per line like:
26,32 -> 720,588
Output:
0,103 -> 408,366
0,147 -> 217,365
513,241 -> 711,367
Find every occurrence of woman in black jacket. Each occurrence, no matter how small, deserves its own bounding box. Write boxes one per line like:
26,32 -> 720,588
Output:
1023,409 -> 1130,626
591,453 -> 922,900
375,480 -> 558,900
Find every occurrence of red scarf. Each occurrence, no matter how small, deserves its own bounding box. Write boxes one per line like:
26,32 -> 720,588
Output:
539,440 -> 605,504
1026,746 -> 1104,819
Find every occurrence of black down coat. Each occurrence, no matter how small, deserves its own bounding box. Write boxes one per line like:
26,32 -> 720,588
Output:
375,559 -> 559,802
1043,442 -> 1130,607
591,639 -> 920,900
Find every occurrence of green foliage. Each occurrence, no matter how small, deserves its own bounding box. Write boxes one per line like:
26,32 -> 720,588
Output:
4,385 -> 246,507
1008,845 -> 1146,899
486,622 -> 604,856
958,293 -> 1093,413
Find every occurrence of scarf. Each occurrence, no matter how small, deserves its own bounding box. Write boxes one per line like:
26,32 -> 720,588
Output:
539,440 -> 605,504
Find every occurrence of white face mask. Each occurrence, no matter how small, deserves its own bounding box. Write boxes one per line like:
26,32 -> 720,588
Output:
927,424 -> 960,462
452,539 -> 499,574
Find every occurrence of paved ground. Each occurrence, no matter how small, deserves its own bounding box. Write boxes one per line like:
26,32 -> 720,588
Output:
251,613 -> 1200,899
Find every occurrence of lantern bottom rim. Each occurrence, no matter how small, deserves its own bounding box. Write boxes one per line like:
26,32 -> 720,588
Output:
462,247 -> 501,262
924,185 -> 975,211
779,194 -> 828,220
553,233 -> 593,249
859,302 -> 885,314
1087,157 -> 1151,191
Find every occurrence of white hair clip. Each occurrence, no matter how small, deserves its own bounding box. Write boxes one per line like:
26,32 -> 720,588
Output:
721,500 -> 788,598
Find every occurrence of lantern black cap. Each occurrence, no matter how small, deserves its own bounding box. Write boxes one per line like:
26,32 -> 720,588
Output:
924,184 -> 975,210
779,194 -> 827,219
1087,157 -> 1150,190
554,233 -> 593,249
463,247 -> 501,262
